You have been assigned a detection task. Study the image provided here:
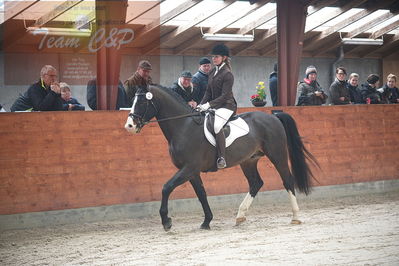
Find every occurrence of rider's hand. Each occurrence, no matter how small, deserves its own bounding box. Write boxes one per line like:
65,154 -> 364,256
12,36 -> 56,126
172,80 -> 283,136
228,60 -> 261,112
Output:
197,102 -> 210,112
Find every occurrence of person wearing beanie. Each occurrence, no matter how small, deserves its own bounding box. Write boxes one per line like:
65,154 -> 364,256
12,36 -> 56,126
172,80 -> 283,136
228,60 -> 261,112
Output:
197,43 -> 236,169
269,63 -> 278,106
192,57 -> 212,103
329,66 -> 350,105
360,74 -> 381,104
296,65 -> 327,106
170,70 -> 199,108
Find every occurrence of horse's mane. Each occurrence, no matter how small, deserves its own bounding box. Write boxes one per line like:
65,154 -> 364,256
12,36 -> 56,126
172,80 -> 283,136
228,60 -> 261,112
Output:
149,84 -> 193,112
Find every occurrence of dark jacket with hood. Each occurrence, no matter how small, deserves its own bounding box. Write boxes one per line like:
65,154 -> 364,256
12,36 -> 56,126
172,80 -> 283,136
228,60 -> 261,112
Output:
360,83 -> 381,104
269,71 -> 278,106
329,79 -> 350,105
347,83 -> 363,104
296,78 -> 327,106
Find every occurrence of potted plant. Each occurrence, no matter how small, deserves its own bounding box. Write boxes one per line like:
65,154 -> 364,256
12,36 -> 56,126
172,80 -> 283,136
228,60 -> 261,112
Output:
250,81 -> 267,107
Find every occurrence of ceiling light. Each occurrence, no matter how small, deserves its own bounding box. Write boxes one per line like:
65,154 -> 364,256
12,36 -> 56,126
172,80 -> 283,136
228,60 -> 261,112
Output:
27,27 -> 91,37
202,33 -> 254,42
341,38 -> 383,46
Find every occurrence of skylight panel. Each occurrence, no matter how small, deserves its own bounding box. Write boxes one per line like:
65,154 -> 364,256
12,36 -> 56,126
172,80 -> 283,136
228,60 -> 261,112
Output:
340,9 -> 389,32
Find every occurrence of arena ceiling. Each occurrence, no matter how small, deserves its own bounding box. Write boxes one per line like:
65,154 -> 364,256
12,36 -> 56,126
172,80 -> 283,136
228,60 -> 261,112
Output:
1,0 -> 399,59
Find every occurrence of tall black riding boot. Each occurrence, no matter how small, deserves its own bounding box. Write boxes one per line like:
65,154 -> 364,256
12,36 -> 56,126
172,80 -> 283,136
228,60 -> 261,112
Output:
215,131 -> 226,169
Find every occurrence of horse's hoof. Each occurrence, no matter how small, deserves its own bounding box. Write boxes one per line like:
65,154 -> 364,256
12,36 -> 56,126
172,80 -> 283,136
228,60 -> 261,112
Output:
200,223 -> 210,230
291,219 -> 302,225
163,217 -> 172,231
235,217 -> 246,226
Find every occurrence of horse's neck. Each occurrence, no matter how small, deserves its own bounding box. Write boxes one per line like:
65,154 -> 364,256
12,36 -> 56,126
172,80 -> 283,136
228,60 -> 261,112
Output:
155,89 -> 194,141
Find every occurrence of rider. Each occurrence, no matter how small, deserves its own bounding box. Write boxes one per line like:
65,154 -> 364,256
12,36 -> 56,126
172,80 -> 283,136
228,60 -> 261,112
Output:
197,43 -> 237,169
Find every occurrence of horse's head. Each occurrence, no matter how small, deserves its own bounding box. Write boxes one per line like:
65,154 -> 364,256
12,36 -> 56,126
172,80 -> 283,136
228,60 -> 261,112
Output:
125,86 -> 158,134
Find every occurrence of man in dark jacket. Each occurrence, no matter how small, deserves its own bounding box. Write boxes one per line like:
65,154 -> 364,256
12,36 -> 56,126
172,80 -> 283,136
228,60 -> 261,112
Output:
269,63 -> 278,106
330,66 -> 350,105
124,60 -> 153,107
11,65 -> 63,111
86,78 -> 129,110
170,71 -> 199,108
192,57 -> 211,103
360,74 -> 381,104
296,65 -> 327,106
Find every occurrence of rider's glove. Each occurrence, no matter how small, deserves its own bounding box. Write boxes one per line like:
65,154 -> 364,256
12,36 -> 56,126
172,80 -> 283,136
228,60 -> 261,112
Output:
197,102 -> 210,112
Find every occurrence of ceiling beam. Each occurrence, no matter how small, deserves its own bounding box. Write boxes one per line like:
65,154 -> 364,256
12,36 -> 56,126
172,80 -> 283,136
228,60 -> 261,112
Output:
360,33 -> 399,58
3,0 -> 39,22
237,9 -> 275,35
313,11 -> 396,56
34,0 -> 84,27
142,0 -> 237,55
125,0 -> 165,23
234,0 -> 338,56
370,18 -> 399,39
346,11 -> 394,39
304,0 -> 367,32
206,0 -> 270,34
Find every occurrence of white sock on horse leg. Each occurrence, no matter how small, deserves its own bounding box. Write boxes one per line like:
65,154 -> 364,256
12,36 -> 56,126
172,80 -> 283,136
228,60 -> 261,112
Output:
288,190 -> 300,221
236,192 -> 254,219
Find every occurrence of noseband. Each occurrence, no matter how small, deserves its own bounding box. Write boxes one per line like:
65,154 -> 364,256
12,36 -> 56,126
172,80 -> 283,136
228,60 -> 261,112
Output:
128,92 -> 159,128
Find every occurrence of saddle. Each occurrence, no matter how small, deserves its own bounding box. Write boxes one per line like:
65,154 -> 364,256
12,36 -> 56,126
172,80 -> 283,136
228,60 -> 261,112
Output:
204,110 -> 249,148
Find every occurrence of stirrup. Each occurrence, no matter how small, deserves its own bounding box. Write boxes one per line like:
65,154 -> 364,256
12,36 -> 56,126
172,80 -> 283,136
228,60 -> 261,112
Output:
217,157 -> 226,169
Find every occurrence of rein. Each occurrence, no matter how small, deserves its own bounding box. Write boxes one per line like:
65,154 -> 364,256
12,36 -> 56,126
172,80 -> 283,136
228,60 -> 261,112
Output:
129,112 -> 201,124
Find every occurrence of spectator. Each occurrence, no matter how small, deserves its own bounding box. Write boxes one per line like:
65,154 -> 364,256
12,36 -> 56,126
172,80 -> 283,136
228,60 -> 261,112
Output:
11,65 -> 63,111
347,73 -> 363,104
330,66 -> 350,105
170,71 -> 199,108
124,60 -> 153,106
296,65 -> 327,106
269,63 -> 278,106
192,57 -> 212,103
384,74 -> 399,104
360,74 -> 381,104
60,82 -> 85,111
0,103 -> 6,112
378,73 -> 398,104
86,78 -> 129,110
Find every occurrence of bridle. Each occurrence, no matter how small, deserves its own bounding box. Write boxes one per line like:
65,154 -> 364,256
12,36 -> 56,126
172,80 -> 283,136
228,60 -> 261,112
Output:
128,92 -> 201,129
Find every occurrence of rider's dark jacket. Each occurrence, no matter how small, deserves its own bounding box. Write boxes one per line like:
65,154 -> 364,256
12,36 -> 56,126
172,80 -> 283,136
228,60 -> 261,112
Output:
201,64 -> 237,113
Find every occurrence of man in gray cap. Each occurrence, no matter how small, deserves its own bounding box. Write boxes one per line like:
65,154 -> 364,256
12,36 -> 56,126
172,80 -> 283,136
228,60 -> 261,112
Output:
192,57 -> 212,103
170,71 -> 199,108
124,60 -> 153,106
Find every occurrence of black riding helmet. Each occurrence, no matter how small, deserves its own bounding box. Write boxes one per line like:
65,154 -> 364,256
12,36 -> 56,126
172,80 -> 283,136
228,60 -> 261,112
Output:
211,43 -> 230,57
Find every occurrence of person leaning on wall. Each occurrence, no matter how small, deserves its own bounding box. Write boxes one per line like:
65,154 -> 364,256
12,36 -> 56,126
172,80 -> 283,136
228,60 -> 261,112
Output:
124,60 -> 154,107
269,63 -> 278,106
59,82 -> 85,111
192,57 -> 212,104
86,78 -> 129,110
347,73 -> 363,104
170,71 -> 199,108
379,73 -> 399,104
10,65 -> 63,112
329,66 -> 350,105
296,65 -> 328,106
360,74 -> 381,104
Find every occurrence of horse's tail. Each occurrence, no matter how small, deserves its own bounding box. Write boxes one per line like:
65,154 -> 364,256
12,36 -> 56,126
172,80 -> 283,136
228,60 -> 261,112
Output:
275,112 -> 319,195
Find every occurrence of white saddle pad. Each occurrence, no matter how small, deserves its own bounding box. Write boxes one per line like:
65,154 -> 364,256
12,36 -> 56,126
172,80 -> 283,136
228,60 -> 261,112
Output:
204,113 -> 249,148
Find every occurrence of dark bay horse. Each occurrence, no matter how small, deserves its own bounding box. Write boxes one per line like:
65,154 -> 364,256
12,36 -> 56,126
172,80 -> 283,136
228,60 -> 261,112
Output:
125,85 -> 318,231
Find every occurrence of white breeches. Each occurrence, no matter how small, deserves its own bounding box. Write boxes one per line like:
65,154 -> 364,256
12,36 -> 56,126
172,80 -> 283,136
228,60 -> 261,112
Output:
214,108 -> 234,134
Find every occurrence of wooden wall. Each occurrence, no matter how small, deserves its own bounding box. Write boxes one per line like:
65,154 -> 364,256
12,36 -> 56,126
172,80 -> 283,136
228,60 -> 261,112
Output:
1,105 -> 398,215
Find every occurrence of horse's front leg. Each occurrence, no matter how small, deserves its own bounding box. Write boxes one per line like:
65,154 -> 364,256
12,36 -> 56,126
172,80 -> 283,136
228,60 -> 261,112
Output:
159,167 -> 193,231
190,175 -> 213,229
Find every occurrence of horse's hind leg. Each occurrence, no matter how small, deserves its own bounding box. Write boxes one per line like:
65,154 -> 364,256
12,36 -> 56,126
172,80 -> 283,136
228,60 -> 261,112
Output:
267,150 -> 301,224
190,175 -> 213,229
236,159 -> 264,225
